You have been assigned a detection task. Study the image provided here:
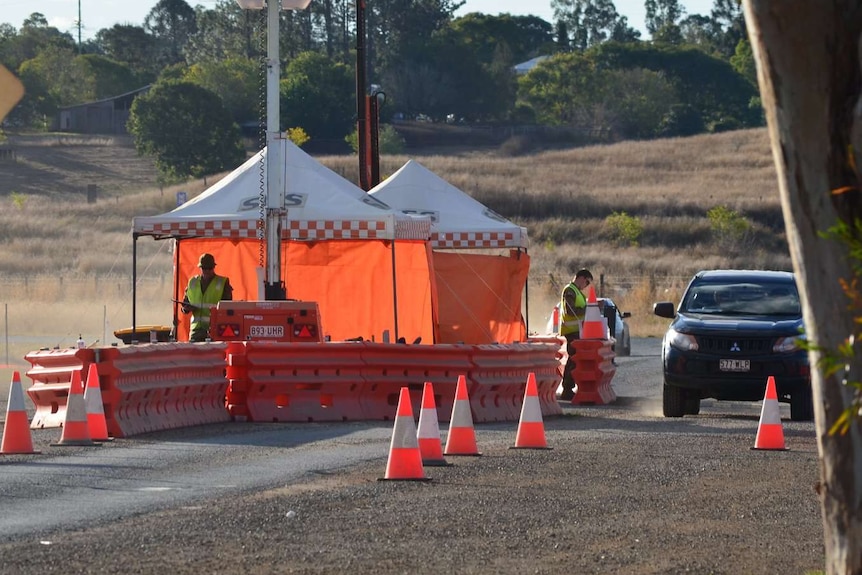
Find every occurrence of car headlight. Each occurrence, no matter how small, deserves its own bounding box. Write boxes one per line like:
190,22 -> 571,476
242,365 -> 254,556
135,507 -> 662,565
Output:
667,328 -> 698,351
774,334 -> 804,353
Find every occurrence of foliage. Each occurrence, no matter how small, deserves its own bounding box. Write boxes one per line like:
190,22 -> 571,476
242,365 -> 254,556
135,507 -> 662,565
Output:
730,38 -> 757,87
10,192 -> 26,209
605,210 -> 643,246
551,0 -> 639,50
449,13 -> 554,65
280,51 -> 354,141
144,0 -> 198,68
78,54 -> 142,99
799,219 -> 862,435
645,0 -> 685,44
345,124 -> 405,155
287,127 -> 310,147
94,25 -> 161,81
127,80 -> 245,181
707,205 -> 750,252
182,57 -> 259,124
14,45 -> 96,125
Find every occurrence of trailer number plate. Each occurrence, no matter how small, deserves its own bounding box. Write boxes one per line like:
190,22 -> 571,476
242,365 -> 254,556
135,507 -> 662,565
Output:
249,325 -> 284,338
719,359 -> 750,372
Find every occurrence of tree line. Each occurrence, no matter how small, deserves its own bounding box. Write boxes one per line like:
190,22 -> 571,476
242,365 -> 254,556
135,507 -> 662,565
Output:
0,0 -> 760,181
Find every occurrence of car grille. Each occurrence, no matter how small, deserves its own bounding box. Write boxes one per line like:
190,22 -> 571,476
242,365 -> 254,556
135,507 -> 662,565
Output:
696,336 -> 774,355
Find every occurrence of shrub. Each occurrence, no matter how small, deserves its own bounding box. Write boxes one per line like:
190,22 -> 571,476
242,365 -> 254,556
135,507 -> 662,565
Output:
605,210 -> 643,246
287,127 -> 310,147
707,205 -> 750,253
344,124 -> 405,155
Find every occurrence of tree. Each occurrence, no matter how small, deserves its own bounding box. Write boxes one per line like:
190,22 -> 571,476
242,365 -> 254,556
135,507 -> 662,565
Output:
450,13 -> 555,64
711,0 -> 746,59
551,0 -> 637,50
183,57 -> 259,125
644,0 -> 685,44
279,51 -> 354,141
127,81 -> 245,181
144,0 -> 198,67
95,24 -> 160,80
743,1 -> 862,572
78,54 -> 141,99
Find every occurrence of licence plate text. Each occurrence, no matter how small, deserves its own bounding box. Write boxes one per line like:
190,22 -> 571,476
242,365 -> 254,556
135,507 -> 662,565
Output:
249,325 -> 284,338
719,359 -> 750,372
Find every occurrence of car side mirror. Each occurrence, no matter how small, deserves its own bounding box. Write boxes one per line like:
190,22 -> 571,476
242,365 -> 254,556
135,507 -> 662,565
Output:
621,311 -> 632,319
653,302 -> 676,319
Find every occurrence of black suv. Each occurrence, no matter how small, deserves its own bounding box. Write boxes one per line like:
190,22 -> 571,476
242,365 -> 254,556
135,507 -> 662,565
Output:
653,270 -> 812,421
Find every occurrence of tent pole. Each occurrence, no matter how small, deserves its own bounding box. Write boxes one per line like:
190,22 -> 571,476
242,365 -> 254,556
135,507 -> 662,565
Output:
391,241 -> 399,341
132,233 -> 138,340
172,239 -> 181,341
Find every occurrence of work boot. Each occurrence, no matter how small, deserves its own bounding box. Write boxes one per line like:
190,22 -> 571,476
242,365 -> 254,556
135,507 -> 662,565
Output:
559,386 -> 574,401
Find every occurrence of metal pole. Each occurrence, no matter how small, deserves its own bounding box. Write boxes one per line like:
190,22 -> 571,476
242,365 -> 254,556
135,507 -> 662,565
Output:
356,0 -> 368,191
264,0 -> 286,300
132,234 -> 138,340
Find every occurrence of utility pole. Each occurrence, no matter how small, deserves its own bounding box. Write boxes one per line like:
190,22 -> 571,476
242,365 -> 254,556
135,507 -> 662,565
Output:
77,0 -> 82,53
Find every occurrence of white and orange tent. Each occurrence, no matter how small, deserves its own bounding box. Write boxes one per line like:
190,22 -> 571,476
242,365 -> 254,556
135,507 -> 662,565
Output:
133,142 -> 437,343
369,160 -> 530,344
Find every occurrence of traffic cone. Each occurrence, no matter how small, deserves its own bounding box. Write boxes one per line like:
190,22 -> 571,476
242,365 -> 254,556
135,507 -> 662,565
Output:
1,371 -> 40,455
752,376 -> 788,451
580,285 -> 606,340
444,375 -> 481,456
417,382 -> 449,466
511,372 -> 551,449
52,369 -> 98,447
83,363 -> 111,442
380,387 -> 430,481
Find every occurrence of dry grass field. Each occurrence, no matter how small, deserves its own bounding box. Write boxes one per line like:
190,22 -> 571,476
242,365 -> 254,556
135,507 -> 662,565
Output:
0,127 -> 788,386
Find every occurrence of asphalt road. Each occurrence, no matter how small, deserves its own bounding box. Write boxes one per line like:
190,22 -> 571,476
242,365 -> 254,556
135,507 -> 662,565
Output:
0,338 -> 824,574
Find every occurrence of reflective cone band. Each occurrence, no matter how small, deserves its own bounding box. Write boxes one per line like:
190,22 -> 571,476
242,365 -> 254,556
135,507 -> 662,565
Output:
52,370 -> 97,447
512,373 -> 551,449
417,382 -> 449,466
753,376 -> 788,451
381,387 -> 429,481
444,375 -> 481,456
84,363 -> 111,442
1,371 -> 40,455
580,285 -> 606,340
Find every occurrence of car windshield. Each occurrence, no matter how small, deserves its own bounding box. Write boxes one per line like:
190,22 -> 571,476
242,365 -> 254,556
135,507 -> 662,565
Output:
681,279 -> 801,316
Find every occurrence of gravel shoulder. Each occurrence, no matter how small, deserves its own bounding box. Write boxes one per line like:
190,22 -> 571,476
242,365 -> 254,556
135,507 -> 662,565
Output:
0,340 -> 825,575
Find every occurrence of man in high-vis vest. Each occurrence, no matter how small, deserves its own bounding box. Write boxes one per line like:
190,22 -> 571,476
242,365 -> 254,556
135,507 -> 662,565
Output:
182,253 -> 233,342
559,268 -> 593,400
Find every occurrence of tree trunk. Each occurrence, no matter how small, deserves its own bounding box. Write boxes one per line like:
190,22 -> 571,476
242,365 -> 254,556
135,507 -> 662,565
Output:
743,2 -> 862,573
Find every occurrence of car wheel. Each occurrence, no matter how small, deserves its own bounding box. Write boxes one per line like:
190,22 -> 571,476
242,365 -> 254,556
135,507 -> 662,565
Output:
790,390 -> 814,421
663,382 -> 685,417
684,395 -> 700,415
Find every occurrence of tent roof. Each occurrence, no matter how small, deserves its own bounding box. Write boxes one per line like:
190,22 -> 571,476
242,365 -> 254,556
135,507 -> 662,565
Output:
133,141 -> 430,241
368,160 -> 528,249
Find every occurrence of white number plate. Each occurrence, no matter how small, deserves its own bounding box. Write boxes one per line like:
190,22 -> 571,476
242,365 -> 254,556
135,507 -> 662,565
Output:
719,359 -> 750,372
249,325 -> 284,338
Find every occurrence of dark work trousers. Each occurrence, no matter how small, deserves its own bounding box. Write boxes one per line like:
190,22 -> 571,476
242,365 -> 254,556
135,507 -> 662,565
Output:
560,331 -> 579,398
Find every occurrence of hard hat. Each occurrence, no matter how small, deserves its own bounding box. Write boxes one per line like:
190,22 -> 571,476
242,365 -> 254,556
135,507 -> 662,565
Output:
198,253 -> 216,268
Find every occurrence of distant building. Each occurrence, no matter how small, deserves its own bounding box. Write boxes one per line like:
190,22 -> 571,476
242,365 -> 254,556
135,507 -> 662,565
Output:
513,56 -> 550,76
55,85 -> 151,135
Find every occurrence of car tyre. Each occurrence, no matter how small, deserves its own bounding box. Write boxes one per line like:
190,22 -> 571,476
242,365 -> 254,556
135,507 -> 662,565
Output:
790,390 -> 814,422
663,382 -> 685,417
683,394 -> 701,415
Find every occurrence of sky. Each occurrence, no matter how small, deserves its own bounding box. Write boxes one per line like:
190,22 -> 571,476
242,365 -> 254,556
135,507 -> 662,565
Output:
0,0 -> 717,41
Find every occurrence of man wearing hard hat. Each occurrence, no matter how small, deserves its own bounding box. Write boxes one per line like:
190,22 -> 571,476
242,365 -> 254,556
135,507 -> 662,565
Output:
182,253 -> 233,341
559,268 -> 593,400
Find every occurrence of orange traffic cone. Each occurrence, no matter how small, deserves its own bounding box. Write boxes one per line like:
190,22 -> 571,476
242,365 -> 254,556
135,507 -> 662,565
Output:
83,363 -> 111,442
1,371 -> 40,455
752,376 -> 788,451
417,382 -> 449,466
444,375 -> 481,456
511,373 -> 551,449
380,387 -> 430,481
580,285 -> 606,340
52,369 -> 98,447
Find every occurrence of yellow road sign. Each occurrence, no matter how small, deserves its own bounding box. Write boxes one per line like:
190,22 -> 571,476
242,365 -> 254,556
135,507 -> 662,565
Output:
0,64 -> 25,123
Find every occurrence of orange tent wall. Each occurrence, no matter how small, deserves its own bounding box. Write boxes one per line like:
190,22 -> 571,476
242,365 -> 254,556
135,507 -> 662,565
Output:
433,250 -> 529,344
173,238 -> 437,344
